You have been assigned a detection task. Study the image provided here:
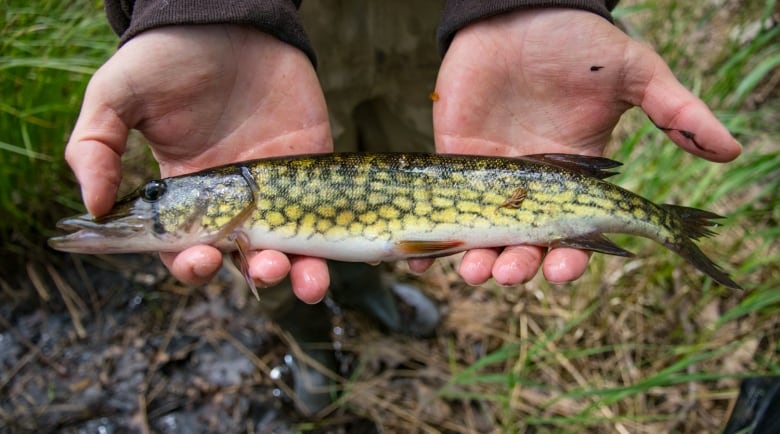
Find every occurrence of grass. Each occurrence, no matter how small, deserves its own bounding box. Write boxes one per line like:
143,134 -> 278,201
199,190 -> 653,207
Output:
333,1 -> 780,432
345,1 -> 779,432
0,0 -> 778,432
0,0 -> 114,256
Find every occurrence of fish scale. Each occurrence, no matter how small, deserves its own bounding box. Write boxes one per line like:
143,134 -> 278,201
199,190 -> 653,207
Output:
49,152 -> 741,290
244,154 -> 661,248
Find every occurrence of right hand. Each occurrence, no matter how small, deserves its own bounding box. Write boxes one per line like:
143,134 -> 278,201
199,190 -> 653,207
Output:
66,25 -> 334,303
431,9 -> 740,286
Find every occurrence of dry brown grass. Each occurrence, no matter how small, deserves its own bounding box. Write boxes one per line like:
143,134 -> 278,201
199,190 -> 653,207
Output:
319,1 -> 780,431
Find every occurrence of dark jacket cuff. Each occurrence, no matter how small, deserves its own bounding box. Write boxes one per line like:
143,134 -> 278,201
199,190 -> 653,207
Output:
438,0 -> 619,56
104,0 -> 317,66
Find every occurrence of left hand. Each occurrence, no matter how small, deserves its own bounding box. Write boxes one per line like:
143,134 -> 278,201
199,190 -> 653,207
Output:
430,8 -> 741,286
65,26 -> 333,303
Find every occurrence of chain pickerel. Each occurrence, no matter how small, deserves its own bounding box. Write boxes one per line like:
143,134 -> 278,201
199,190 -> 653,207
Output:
49,153 -> 741,290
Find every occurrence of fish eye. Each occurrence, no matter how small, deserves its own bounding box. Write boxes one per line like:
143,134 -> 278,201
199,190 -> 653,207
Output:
141,180 -> 166,202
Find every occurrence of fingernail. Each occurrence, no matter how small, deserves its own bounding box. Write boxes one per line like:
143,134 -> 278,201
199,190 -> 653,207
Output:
192,262 -> 214,279
190,251 -> 220,279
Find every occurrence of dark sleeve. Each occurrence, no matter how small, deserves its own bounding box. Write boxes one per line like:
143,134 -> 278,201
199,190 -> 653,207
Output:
104,0 -> 316,66
438,0 -> 619,56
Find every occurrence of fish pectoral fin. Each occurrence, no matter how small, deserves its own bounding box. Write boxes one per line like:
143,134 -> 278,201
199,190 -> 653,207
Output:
229,231 -> 260,301
397,240 -> 464,256
551,234 -> 633,257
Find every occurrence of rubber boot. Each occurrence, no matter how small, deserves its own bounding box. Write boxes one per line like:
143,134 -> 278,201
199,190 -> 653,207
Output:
257,262 -> 440,416
723,376 -> 780,434
258,281 -> 336,417
328,262 -> 439,337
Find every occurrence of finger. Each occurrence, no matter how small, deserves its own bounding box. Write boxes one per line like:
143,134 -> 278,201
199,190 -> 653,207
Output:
628,47 -> 741,162
247,250 -> 292,288
491,245 -> 544,286
407,258 -> 435,274
66,76 -> 133,216
458,248 -> 501,285
64,139 -> 123,217
289,256 -> 330,304
541,248 -> 591,283
160,246 -> 223,286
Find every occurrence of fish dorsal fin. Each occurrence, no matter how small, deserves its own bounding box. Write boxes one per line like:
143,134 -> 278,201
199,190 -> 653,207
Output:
522,154 -> 622,179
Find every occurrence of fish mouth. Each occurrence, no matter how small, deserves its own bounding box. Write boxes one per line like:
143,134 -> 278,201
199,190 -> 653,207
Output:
48,214 -> 151,254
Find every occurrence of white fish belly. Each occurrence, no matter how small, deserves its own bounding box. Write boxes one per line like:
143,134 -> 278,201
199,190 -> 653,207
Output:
241,218 -> 609,262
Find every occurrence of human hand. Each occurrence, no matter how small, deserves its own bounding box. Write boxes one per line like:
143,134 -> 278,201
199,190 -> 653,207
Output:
66,25 -> 333,303
431,9 -> 741,286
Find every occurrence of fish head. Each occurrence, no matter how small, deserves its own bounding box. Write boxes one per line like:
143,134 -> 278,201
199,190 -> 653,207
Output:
49,167 -> 256,254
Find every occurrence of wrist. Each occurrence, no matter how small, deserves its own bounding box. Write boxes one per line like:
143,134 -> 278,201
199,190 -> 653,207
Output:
105,0 -> 317,66
437,0 -> 617,56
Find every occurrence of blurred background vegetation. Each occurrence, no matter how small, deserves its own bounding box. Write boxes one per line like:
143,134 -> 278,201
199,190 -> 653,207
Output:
0,0 -> 114,259
0,0 -> 778,432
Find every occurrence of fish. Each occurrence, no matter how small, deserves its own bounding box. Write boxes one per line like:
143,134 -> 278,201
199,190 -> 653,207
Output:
49,152 -> 741,293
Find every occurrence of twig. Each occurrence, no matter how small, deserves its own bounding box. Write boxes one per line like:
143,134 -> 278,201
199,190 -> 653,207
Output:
0,314 -> 67,376
71,255 -> 102,327
212,326 -> 304,412
344,384 -> 442,434
526,316 -> 631,434
134,293 -> 180,434
142,294 -> 188,405
25,262 -> 50,302
272,324 -> 343,383
0,403 -> 11,424
667,301 -> 699,432
137,392 -> 151,434
45,264 -> 87,339
0,342 -> 36,392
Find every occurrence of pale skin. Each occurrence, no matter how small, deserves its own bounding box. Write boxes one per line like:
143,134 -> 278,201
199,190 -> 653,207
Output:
66,9 -> 741,304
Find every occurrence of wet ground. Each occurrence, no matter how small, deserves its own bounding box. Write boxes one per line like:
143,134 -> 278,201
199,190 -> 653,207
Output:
1,254 -> 382,433
1,248 -> 762,433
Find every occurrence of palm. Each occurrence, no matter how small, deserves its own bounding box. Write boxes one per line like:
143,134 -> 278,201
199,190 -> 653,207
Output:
437,9 -> 634,158
93,26 -> 331,175
433,9 -> 740,285
435,9 -> 742,158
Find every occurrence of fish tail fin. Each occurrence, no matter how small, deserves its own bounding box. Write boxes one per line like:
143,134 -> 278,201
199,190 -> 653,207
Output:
660,204 -> 742,290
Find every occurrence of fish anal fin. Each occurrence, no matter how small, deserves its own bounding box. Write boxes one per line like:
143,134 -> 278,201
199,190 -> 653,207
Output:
667,238 -> 742,290
229,231 -> 260,301
397,240 -> 464,256
523,154 -> 622,179
551,234 -> 633,257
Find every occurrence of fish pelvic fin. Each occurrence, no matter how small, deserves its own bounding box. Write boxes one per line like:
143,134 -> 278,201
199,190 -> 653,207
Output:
660,204 -> 742,290
229,231 -> 260,301
551,233 -> 634,257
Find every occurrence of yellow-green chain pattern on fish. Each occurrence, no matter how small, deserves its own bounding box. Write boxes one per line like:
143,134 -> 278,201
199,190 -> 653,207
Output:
49,153 -> 741,289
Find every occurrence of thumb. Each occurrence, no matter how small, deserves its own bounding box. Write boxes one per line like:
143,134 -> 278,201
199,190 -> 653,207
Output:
628,47 -> 741,162
65,75 -> 132,216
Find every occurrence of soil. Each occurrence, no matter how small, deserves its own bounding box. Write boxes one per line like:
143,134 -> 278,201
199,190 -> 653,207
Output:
0,254 -> 380,433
